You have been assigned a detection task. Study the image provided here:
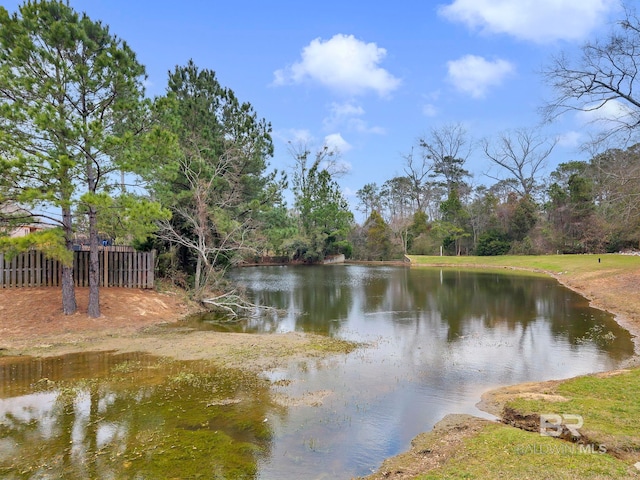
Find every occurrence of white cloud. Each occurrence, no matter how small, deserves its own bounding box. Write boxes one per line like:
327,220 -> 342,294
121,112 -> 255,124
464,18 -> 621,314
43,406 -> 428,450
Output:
273,34 -> 401,97
439,0 -> 618,43
324,133 -> 352,154
575,99 -> 637,128
323,101 -> 386,135
322,133 -> 353,173
342,186 -> 357,198
557,130 -> 582,148
447,55 -> 515,98
274,128 -> 315,146
329,101 -> 365,118
324,101 -> 364,130
348,118 -> 386,135
421,91 -> 441,117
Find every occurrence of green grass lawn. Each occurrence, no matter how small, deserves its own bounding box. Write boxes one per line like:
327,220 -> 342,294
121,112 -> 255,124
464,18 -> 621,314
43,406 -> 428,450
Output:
506,368 -> 640,455
410,368 -> 640,479
418,421 -> 639,479
407,253 -> 640,276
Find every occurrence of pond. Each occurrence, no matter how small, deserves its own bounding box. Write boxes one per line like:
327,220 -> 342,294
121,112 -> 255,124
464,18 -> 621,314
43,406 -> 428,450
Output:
0,265 -> 635,479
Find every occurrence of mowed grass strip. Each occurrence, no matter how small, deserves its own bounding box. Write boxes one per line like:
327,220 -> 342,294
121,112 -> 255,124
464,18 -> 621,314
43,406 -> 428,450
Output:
407,253 -> 640,277
418,421 -> 639,480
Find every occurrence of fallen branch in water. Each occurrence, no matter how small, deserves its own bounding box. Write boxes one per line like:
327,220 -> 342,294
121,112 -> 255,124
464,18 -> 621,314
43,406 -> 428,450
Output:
200,289 -> 280,318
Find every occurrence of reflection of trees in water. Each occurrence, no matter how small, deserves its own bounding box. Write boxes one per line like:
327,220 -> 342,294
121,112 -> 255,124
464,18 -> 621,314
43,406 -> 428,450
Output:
245,266 -> 357,335
399,269 -> 633,355
0,353 -> 275,479
290,267 -> 354,335
232,265 -> 633,357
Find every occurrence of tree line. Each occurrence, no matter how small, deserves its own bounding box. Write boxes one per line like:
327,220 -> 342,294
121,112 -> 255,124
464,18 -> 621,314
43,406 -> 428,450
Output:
351,127 -> 640,260
1,1 -> 640,317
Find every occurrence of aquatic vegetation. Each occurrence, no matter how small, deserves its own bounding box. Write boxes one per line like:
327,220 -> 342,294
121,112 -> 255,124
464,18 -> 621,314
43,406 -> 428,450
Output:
0,353 -> 274,479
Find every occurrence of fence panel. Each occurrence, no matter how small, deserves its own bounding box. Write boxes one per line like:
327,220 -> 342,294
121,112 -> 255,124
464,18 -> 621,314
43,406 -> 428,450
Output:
0,250 -> 155,288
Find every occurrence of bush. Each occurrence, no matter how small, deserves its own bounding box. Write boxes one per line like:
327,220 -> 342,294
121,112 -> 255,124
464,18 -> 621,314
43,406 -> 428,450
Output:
476,231 -> 511,256
409,233 -> 439,255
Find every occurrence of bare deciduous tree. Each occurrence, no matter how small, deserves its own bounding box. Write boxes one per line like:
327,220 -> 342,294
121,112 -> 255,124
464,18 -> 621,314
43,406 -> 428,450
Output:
158,149 -> 249,292
542,6 -> 640,146
592,145 -> 640,232
418,122 -> 472,192
402,147 -> 433,213
482,128 -> 557,198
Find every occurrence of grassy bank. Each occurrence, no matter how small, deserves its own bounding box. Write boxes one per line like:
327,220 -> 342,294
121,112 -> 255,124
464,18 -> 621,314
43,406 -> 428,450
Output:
407,253 -> 640,275
416,368 -> 640,480
406,368 -> 640,479
364,254 -> 640,479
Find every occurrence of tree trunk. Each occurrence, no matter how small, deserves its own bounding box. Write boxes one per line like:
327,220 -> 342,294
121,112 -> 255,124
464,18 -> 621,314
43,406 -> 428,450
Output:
61,207 -> 77,315
194,255 -> 202,292
87,207 -> 100,318
61,264 -> 77,315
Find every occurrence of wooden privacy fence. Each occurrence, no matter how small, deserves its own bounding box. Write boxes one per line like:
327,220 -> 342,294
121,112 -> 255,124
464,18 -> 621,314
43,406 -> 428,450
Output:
0,249 -> 155,289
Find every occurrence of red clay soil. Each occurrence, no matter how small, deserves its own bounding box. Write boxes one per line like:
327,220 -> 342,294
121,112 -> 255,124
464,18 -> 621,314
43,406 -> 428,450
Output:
0,287 -> 192,349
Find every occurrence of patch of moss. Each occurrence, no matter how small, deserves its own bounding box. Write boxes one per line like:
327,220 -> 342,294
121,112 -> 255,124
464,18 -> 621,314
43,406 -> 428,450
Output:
308,336 -> 362,354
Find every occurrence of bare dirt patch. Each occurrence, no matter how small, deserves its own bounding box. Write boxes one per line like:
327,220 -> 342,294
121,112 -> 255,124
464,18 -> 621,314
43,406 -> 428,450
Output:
0,287 -> 359,372
477,378 -> 566,417
0,287 -> 193,351
478,368 -> 634,421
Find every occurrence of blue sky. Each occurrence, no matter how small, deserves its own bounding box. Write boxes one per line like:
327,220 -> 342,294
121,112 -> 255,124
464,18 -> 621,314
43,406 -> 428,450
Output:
2,0 -> 625,213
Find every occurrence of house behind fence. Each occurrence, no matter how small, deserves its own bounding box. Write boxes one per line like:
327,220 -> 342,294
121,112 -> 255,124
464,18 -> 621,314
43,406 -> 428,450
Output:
0,249 -> 155,289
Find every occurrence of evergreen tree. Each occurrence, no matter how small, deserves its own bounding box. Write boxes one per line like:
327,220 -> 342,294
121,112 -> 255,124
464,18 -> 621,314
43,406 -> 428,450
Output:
364,210 -> 392,260
0,1 -> 164,316
152,61 -> 278,295
290,147 -> 354,262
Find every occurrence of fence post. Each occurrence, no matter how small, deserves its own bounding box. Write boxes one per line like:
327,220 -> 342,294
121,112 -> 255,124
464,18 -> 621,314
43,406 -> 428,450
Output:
149,250 -> 155,288
103,249 -> 108,287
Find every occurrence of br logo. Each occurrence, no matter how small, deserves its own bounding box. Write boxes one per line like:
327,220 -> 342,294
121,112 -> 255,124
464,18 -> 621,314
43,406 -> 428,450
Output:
539,414 -> 583,437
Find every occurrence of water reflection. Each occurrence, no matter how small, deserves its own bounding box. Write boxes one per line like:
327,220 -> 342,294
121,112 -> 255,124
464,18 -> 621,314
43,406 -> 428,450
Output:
215,266 -> 634,359
0,352 -> 274,479
227,266 -> 635,477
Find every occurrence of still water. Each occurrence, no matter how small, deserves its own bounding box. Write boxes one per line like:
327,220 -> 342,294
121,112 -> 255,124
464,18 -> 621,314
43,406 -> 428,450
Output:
0,265 -> 635,479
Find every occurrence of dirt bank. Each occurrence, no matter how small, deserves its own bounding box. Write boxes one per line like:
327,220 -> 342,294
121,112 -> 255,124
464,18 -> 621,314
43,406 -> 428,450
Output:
363,414 -> 495,479
0,287 -> 358,371
0,287 -> 193,350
